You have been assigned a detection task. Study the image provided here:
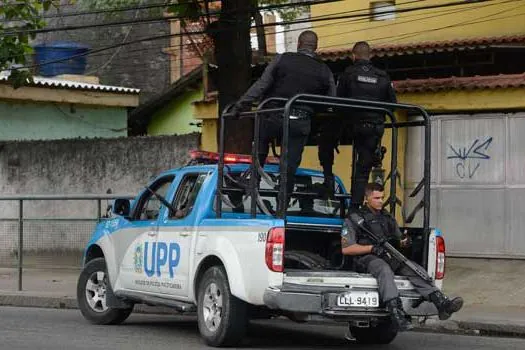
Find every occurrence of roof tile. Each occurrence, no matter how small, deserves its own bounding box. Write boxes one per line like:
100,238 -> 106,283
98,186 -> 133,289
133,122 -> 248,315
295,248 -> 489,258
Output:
319,35 -> 525,60
393,73 -> 525,93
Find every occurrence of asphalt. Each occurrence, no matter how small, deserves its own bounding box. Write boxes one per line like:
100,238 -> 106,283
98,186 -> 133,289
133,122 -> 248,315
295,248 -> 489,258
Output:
1,257 -> 525,338
3,307 -> 525,350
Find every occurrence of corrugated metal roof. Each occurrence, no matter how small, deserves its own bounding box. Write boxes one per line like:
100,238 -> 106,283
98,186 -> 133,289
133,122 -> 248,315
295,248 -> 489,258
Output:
319,35 -> 525,61
393,73 -> 525,93
0,74 -> 140,94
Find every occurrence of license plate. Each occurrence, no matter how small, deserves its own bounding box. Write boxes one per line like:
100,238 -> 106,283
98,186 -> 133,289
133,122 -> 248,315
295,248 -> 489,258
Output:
336,291 -> 379,308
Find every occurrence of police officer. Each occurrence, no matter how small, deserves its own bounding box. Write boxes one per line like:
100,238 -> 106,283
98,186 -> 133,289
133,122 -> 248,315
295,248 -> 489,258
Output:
318,41 -> 396,207
341,182 -> 464,331
232,30 -> 336,208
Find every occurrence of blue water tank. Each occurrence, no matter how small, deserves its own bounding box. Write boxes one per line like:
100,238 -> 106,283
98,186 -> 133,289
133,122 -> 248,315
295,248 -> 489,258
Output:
33,41 -> 90,77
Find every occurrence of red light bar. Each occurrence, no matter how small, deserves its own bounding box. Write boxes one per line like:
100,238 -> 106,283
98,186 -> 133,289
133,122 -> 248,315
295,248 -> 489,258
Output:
189,150 -> 279,164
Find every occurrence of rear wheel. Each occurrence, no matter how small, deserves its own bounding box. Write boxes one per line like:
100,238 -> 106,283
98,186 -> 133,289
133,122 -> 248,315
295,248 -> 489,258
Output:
197,266 -> 249,347
349,320 -> 398,344
77,258 -> 133,325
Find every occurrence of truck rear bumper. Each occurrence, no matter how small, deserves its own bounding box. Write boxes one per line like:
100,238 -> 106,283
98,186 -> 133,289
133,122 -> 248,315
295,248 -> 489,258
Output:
263,286 -> 439,319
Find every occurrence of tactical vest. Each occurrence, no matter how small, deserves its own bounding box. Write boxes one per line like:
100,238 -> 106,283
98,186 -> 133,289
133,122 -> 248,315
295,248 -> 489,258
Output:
343,61 -> 390,122
264,52 -> 331,114
355,208 -> 394,246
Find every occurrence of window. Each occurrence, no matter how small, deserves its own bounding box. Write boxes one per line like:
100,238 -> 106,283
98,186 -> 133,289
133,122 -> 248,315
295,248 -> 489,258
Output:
133,175 -> 175,221
219,173 -> 344,218
370,1 -> 396,21
170,173 -> 209,219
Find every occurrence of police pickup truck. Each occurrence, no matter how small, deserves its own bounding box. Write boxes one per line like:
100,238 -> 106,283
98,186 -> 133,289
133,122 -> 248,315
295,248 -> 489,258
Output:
77,150 -> 446,347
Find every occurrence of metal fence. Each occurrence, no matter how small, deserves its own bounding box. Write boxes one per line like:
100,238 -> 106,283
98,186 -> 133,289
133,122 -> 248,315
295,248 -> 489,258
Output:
0,194 -> 133,291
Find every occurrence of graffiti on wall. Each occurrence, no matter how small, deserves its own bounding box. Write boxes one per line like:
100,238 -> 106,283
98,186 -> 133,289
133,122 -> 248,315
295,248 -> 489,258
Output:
447,137 -> 493,179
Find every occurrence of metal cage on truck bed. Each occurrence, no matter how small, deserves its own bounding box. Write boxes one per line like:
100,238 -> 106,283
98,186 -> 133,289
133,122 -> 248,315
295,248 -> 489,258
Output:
215,94 -> 432,263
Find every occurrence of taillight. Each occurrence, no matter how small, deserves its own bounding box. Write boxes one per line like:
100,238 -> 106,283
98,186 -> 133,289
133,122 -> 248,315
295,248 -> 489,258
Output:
265,227 -> 285,272
435,236 -> 446,280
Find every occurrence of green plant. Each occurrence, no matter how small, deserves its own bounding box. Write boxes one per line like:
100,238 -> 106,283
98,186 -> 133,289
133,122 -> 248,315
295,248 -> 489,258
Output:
0,0 -> 59,88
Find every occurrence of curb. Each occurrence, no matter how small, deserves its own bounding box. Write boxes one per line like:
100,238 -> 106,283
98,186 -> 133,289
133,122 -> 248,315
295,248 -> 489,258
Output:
415,318 -> 525,338
0,294 -> 183,315
2,294 -> 525,338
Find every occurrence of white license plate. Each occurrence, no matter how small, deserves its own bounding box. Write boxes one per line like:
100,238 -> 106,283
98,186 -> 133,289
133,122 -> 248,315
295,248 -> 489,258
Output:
336,291 -> 379,308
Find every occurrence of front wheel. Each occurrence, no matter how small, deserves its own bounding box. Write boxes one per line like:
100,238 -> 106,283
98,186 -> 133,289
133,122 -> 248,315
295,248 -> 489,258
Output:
349,320 -> 398,344
197,266 -> 249,347
77,258 -> 133,325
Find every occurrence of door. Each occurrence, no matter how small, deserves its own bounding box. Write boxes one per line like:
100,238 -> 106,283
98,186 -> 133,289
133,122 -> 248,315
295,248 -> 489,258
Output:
116,175 -> 176,294
156,172 -> 209,298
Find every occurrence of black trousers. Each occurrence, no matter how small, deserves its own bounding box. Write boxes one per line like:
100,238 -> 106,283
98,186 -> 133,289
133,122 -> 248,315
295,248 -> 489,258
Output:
318,119 -> 384,207
257,114 -> 311,199
356,254 -> 439,304
352,122 -> 384,207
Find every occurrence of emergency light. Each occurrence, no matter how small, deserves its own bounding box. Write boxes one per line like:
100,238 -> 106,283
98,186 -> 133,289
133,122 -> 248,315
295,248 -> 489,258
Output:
189,150 -> 280,165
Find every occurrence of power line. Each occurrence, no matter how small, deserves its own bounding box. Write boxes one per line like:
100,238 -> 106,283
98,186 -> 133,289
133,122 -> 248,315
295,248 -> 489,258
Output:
77,0 -> 514,64
80,2 -> 487,64
319,8 -> 525,49
70,5 -> 524,78
7,0 -> 506,71
40,0 -> 342,19
2,0 -> 344,35
3,0 -> 484,37
316,0 -> 522,45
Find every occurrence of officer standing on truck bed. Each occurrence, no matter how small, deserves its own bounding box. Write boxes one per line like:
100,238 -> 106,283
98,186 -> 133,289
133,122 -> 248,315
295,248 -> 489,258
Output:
318,41 -> 396,208
231,30 -> 336,208
341,182 -> 464,331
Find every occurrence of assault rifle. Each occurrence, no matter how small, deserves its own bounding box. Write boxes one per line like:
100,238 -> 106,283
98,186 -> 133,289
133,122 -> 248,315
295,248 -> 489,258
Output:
349,212 -> 433,283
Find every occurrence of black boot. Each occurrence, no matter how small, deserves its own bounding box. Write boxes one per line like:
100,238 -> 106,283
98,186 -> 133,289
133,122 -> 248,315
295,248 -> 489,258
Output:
313,174 -> 335,199
323,175 -> 335,199
429,291 -> 464,320
386,298 -> 413,332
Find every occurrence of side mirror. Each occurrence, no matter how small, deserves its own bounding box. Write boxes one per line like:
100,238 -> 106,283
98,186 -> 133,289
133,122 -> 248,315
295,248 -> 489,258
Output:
112,198 -> 131,217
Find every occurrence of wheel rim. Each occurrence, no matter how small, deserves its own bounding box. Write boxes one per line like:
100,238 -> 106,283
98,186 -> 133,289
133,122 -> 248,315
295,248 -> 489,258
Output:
85,271 -> 109,313
202,282 -> 223,332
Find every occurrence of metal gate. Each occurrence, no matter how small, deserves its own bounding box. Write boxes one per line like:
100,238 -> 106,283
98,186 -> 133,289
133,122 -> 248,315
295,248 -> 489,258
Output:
405,112 -> 525,258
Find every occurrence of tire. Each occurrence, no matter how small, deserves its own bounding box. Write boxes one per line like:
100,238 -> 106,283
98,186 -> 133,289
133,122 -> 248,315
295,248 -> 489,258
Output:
197,266 -> 248,347
77,258 -> 133,325
349,320 -> 398,344
284,250 -> 330,270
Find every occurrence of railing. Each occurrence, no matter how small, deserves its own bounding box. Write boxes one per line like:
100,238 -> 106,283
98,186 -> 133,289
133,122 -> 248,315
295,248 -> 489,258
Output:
0,194 -> 134,291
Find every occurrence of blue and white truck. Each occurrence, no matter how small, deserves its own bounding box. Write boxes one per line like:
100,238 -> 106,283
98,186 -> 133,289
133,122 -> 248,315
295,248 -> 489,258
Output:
77,95 -> 444,347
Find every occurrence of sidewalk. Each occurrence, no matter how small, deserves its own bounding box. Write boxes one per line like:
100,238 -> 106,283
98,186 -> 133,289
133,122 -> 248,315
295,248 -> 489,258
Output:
1,258 -> 525,337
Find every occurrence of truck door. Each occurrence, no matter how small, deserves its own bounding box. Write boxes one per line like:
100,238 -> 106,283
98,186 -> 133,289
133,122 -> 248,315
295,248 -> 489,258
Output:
156,172 -> 209,299
116,175 -> 176,294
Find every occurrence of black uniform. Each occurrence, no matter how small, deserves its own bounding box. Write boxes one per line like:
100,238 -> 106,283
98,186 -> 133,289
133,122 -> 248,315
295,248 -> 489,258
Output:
341,206 -> 439,304
233,48 -> 336,199
318,59 -> 396,206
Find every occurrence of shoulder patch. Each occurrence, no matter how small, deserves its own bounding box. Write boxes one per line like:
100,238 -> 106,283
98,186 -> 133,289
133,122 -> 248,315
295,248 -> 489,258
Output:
357,75 -> 378,84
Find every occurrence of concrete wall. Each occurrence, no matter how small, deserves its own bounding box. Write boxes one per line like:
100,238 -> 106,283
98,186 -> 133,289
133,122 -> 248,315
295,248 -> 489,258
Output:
147,86 -> 203,136
0,100 -> 127,141
40,1 -> 171,104
0,133 -> 200,267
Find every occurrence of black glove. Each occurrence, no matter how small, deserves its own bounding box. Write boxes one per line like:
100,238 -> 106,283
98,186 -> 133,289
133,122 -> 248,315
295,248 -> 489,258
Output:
371,245 -> 387,257
230,104 -> 242,118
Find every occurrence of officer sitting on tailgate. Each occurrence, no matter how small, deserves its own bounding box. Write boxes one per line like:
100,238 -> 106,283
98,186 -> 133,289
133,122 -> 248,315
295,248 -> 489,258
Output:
231,30 -> 336,210
318,41 -> 396,207
341,182 -> 464,331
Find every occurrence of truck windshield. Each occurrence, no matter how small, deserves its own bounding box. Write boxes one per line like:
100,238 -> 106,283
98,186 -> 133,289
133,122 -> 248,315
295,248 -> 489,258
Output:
219,172 -> 344,218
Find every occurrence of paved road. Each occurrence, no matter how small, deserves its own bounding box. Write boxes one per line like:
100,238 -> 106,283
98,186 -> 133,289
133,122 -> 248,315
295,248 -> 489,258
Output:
2,307 -> 525,350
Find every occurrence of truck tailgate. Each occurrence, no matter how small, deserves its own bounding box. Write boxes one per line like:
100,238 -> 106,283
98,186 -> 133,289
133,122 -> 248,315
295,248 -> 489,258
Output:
284,270 -> 415,291
263,270 -> 437,319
